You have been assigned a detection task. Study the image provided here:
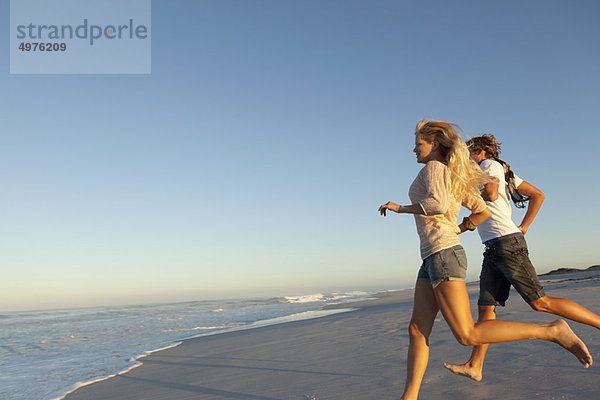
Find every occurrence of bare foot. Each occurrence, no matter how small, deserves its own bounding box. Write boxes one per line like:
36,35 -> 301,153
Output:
443,362 -> 482,381
550,320 -> 593,367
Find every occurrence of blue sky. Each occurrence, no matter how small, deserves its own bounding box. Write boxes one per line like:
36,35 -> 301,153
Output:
1,0 -> 599,312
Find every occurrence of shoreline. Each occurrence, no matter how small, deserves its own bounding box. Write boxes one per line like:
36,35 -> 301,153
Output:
60,290 -> 411,400
63,269 -> 599,399
51,301 -> 370,400
3,291 -> 386,400
51,342 -> 182,400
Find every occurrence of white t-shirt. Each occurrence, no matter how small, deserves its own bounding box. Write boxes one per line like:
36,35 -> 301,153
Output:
476,159 -> 524,243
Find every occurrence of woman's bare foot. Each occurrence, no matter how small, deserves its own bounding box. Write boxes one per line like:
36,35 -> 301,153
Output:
550,320 -> 593,367
443,362 -> 482,381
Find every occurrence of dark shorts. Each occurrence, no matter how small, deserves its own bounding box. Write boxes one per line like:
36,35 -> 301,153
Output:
478,234 -> 546,307
417,245 -> 467,288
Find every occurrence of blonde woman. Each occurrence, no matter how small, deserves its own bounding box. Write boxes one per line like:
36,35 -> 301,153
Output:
378,120 -> 592,400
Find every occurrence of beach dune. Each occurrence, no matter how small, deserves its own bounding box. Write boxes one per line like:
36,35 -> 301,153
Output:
64,274 -> 599,400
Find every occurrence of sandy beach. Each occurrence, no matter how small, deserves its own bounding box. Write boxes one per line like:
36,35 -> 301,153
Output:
64,271 -> 599,400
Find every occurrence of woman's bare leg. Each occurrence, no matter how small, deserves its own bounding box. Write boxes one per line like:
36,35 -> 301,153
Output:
433,281 -> 592,367
443,305 -> 495,381
401,281 -> 439,400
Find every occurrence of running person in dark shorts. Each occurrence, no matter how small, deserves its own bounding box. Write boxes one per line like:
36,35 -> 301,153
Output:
379,123 -> 591,400
444,134 -> 600,382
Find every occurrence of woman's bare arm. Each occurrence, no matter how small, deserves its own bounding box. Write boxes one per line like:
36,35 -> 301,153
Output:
458,208 -> 492,233
378,201 -> 425,216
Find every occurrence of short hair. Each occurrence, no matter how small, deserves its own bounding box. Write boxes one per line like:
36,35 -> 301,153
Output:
466,134 -> 501,159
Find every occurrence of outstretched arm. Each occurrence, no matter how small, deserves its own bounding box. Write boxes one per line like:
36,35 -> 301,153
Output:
378,201 -> 426,216
380,163 -> 450,217
515,181 -> 545,234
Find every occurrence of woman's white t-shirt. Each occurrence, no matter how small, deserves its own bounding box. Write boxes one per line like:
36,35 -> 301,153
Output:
476,159 -> 524,243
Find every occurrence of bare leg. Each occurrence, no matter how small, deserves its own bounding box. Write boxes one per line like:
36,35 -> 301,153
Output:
400,281 -> 439,400
445,294 -> 600,381
434,281 -> 592,367
444,305 -> 495,381
529,296 -> 600,329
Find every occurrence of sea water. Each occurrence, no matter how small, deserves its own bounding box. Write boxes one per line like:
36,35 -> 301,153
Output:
0,291 -> 375,400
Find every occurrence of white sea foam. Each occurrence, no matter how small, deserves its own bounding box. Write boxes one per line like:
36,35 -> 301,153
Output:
284,293 -> 325,303
328,291 -> 369,302
161,324 -> 242,333
50,342 -> 182,400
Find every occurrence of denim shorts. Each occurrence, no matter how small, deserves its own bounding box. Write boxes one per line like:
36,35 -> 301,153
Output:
478,234 -> 545,306
417,245 -> 467,288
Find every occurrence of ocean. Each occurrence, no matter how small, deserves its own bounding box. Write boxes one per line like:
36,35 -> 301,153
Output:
0,291 -> 378,400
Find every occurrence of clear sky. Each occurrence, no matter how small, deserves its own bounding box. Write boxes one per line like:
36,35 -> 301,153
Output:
1,0 -> 599,312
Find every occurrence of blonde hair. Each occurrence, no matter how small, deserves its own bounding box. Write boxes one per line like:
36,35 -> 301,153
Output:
415,119 -> 492,199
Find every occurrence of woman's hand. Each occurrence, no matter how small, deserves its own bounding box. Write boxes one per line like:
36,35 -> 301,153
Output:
458,207 -> 492,233
379,201 -> 399,216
